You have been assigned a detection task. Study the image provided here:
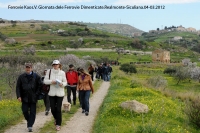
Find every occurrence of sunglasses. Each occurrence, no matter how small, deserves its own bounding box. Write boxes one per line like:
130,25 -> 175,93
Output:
53,64 -> 59,66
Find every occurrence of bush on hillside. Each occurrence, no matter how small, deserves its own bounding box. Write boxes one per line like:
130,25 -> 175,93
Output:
185,97 -> 200,128
119,63 -> 137,74
0,32 -> 7,41
147,75 -> 167,89
163,67 -> 176,75
23,45 -> 36,55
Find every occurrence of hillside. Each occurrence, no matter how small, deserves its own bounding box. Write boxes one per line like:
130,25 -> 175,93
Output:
140,31 -> 200,52
0,22 -> 133,50
1,22 -> 200,57
80,22 -> 144,37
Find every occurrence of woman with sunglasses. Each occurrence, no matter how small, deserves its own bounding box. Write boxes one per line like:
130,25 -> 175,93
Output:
44,60 -> 67,131
77,68 -> 94,116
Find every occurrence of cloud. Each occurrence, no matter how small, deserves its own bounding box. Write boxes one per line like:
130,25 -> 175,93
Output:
114,0 -> 200,5
0,0 -> 92,8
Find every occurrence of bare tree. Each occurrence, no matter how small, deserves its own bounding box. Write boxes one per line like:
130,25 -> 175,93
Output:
59,54 -> 88,71
190,67 -> 200,83
0,62 -> 24,99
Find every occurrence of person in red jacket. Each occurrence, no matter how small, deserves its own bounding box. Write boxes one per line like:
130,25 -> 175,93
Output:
65,64 -> 78,105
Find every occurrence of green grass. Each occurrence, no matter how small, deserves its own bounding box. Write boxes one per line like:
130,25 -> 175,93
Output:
92,67 -> 199,133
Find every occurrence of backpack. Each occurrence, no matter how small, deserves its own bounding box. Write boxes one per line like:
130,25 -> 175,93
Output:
42,69 -> 51,94
34,70 -> 51,100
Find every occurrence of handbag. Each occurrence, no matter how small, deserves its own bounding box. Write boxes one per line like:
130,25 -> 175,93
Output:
42,69 -> 51,94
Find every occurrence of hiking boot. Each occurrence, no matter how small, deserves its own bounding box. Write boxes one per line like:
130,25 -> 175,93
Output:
85,111 -> 89,116
45,111 -> 49,116
82,110 -> 85,113
28,127 -> 32,132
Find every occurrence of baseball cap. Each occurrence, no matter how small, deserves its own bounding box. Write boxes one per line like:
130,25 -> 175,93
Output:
52,60 -> 60,65
25,63 -> 32,68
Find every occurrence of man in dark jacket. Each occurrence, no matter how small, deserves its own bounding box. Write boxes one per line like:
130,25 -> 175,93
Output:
16,63 -> 42,132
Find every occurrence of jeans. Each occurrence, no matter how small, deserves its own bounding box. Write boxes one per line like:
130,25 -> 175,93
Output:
49,96 -> 64,126
67,86 -> 76,104
108,73 -> 111,81
22,102 -> 36,128
103,74 -> 109,81
43,93 -> 50,111
79,90 -> 91,112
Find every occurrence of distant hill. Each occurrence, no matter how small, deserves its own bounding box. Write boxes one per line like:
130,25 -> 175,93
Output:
79,22 -> 144,37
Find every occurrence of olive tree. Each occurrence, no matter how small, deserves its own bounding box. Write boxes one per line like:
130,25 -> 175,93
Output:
189,67 -> 200,83
174,66 -> 190,85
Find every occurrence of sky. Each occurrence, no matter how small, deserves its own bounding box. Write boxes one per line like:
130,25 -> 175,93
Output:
0,0 -> 200,32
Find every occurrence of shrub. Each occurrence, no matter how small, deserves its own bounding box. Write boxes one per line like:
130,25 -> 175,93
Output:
163,67 -> 176,75
147,75 -> 167,89
185,97 -> 200,128
23,45 -> 36,55
119,63 -> 137,74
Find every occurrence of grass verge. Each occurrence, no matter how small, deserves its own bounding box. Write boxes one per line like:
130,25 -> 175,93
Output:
92,67 -> 199,133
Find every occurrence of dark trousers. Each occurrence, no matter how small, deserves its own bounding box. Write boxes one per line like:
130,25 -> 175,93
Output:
78,91 -> 82,106
80,90 -> 91,112
99,73 -> 103,79
43,94 -> 50,111
67,86 -> 76,104
22,102 -> 36,128
49,96 -> 64,126
89,72 -> 94,81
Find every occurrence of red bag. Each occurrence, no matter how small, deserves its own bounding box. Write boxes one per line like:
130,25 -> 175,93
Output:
42,69 -> 51,94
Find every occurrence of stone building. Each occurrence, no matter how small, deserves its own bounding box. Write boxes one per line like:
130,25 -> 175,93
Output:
152,49 -> 170,63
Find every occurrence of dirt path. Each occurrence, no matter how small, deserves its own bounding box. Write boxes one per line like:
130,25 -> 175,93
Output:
59,81 -> 110,133
4,81 -> 110,133
4,105 -> 53,133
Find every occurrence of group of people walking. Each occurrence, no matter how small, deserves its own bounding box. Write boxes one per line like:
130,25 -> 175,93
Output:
88,63 -> 113,82
16,60 -> 94,132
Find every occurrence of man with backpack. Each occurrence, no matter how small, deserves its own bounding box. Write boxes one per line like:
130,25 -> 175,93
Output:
16,63 -> 42,132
